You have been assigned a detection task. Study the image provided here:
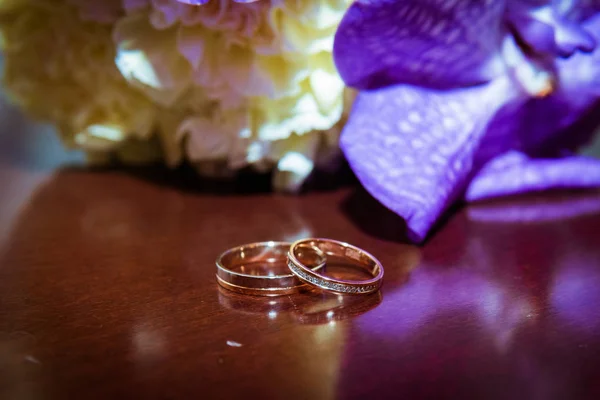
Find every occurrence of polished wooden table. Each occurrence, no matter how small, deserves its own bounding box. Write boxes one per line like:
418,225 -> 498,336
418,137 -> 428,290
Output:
2,104 -> 600,399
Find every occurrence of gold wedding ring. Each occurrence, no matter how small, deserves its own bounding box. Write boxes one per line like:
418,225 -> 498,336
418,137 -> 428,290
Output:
216,241 -> 325,296
287,238 -> 384,295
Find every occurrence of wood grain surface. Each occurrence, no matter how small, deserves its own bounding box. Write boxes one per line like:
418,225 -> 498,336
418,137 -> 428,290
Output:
1,103 -> 600,400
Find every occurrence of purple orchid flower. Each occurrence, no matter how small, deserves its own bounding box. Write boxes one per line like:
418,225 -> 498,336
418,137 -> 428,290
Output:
334,0 -> 600,242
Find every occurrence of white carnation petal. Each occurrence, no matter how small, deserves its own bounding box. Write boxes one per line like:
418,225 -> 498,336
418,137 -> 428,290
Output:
177,25 -> 206,70
116,49 -> 162,88
177,117 -> 231,161
310,69 -> 345,113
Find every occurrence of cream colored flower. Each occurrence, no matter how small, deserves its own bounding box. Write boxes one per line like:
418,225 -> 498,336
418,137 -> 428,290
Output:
0,0 -> 159,164
1,0 -> 352,191
114,0 -> 351,190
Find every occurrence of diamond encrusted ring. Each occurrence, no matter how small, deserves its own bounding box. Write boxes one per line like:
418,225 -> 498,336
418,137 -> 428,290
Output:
287,239 -> 384,295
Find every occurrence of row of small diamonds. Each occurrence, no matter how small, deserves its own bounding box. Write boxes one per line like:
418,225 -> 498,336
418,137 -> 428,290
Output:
287,260 -> 377,293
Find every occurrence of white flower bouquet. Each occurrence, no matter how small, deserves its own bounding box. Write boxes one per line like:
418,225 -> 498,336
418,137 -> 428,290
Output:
0,0 -> 353,191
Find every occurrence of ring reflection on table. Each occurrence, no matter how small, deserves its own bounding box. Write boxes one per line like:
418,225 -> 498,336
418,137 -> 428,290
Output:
217,285 -> 383,325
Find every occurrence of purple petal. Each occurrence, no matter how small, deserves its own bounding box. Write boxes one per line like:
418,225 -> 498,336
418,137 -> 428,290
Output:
507,0 -> 597,57
477,15 -> 600,162
561,0 -> 600,23
340,78 -> 515,242
474,93 -> 598,162
518,16 -> 562,54
550,2 -> 600,55
175,0 -> 210,4
557,12 -> 600,95
553,18 -> 597,56
466,152 -> 600,201
333,0 -> 506,90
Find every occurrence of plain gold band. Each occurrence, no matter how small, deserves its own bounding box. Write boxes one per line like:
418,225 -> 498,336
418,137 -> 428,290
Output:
216,275 -> 305,296
287,238 -> 384,295
216,241 -> 325,296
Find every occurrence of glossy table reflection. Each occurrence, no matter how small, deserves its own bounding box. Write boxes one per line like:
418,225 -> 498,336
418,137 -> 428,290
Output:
1,106 -> 600,400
